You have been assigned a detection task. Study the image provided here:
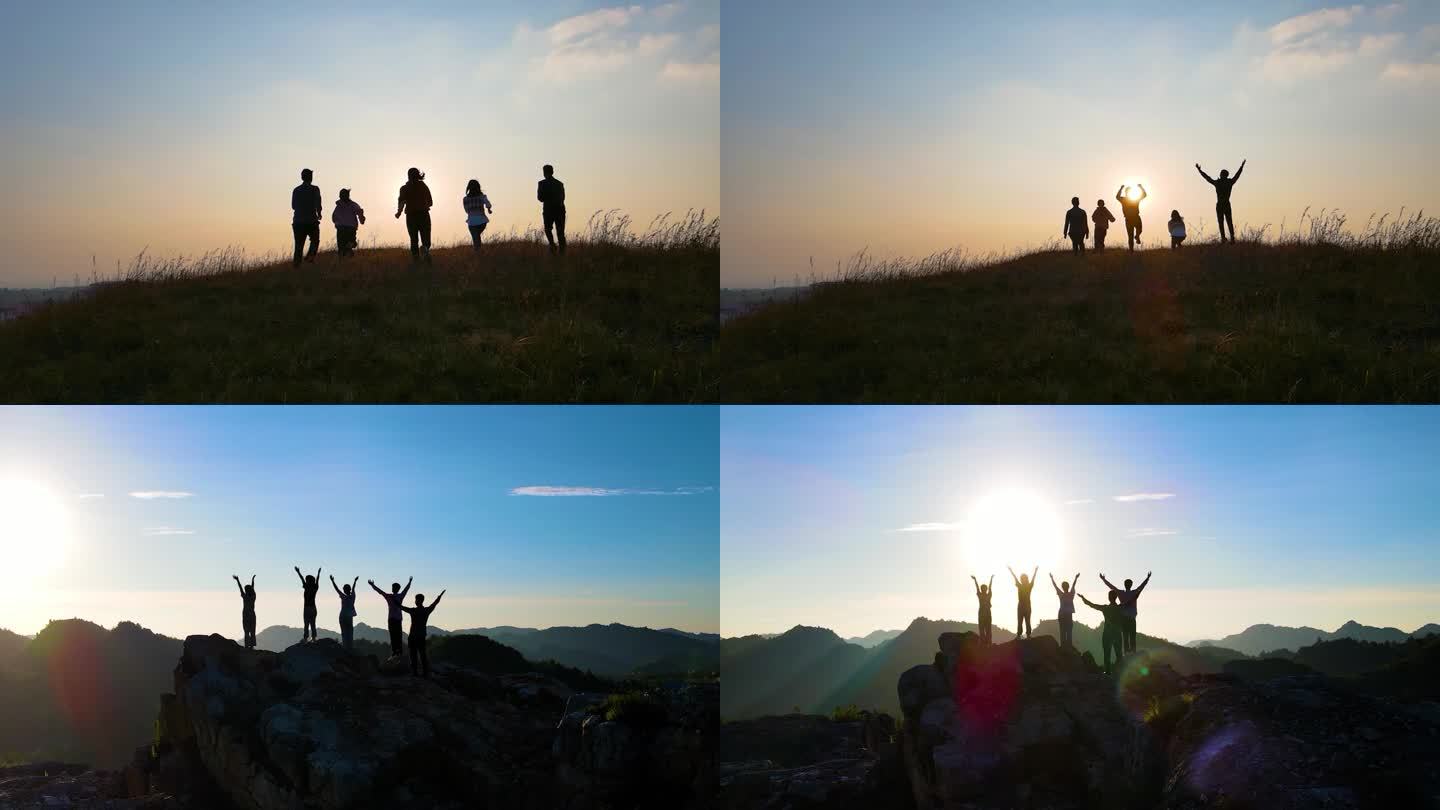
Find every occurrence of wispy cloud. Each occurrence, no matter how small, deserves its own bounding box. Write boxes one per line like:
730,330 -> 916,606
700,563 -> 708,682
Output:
509,485 -> 713,497
77,493 -> 105,499
143,527 -> 195,536
1247,4 -> 1418,83
661,60 -> 719,82
1063,498 -> 1094,505
546,5 -> 644,45
521,3 -> 716,83
1112,493 -> 1175,502
894,522 -> 963,532
130,491 -> 193,499
1126,528 -> 1179,538
1382,59 -> 1440,81
1268,5 -> 1366,46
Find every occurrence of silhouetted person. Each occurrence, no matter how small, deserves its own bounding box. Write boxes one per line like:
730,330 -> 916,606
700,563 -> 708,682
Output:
1116,184 -> 1147,250
463,179 -> 494,252
1092,200 -> 1115,251
369,577 -> 412,659
537,164 -> 566,255
970,574 -> 994,644
294,566 -> 321,642
330,575 -> 359,650
1079,590 -> 1126,674
1168,210 -> 1187,249
1099,570 -> 1151,653
232,574 -> 257,649
332,189 -> 365,259
395,168 -> 434,263
401,589 -> 446,677
1196,160 -> 1245,243
291,169 -> 322,268
1008,565 -> 1038,639
1064,197 -> 1089,255
1050,572 -> 1080,650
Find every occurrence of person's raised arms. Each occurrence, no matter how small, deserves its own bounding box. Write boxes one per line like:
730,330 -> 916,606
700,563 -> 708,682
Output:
1233,160 -> 1245,182
1079,593 -> 1102,610
352,577 -> 359,592
1099,573 -> 1118,591
1135,571 -> 1152,595
1049,572 -> 1060,595
1031,566 -> 1039,582
315,567 -> 322,582
1072,573 -> 1080,591
1196,164 -> 1215,185
233,575 -> 244,596
400,577 -> 413,600
330,574 -> 342,597
294,566 -> 305,585
368,579 -> 386,597
1117,185 -> 1127,202
430,590 -> 446,610
1007,565 -> 1019,585
970,574 -> 980,595
1137,185 -> 1147,202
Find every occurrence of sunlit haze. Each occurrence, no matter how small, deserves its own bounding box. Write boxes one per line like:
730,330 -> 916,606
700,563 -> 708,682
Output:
722,1 -> 1440,287
721,406 -> 1440,643
0,406 -> 719,639
0,1 -> 719,287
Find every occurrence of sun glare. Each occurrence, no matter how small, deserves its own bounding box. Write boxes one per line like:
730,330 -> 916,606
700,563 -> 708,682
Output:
0,478 -> 74,581
959,489 -> 1064,579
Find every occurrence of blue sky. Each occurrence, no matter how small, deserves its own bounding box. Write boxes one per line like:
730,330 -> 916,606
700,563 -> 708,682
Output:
722,1 -> 1440,286
0,406 -> 719,637
722,407 -> 1440,642
0,1 -> 718,286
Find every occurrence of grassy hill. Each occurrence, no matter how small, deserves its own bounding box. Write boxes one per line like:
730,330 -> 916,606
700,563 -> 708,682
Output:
0,213 -> 717,403
721,215 -> 1440,403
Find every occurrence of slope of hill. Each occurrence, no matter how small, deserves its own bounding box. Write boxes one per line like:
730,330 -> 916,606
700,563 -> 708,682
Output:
722,615 -> 1242,720
1189,619 -> 1436,656
483,623 -> 719,678
0,217 -> 718,403
719,232 -> 1440,403
843,629 -> 902,648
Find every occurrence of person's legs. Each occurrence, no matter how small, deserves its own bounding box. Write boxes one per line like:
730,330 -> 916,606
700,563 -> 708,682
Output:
1216,203 -> 1229,242
468,225 -> 483,251
1095,229 -> 1106,251
555,210 -> 567,254
1126,220 -> 1137,250
1059,614 -> 1072,649
388,617 -> 403,657
419,637 -> 430,676
407,218 -> 421,259
418,213 -> 432,261
305,224 -> 319,262
292,225 -> 306,268
409,636 -> 420,675
243,613 -> 256,649
341,616 -> 353,650
543,210 -> 558,253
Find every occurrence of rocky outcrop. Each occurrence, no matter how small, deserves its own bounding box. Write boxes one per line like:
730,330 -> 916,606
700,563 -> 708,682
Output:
0,760 -> 195,809
899,632 -> 1165,810
718,713 -> 903,809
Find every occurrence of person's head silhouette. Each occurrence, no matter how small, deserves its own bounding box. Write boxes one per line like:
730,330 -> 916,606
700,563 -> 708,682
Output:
244,583 -> 255,598
343,583 -> 352,595
1097,199 -> 1106,207
1124,578 -> 1133,589
391,582 -> 402,593
1071,197 -> 1080,207
305,575 -> 316,587
466,179 -> 482,196
1108,589 -> 1119,604
339,188 -> 350,201
980,584 -> 988,595
1020,573 -> 1029,585
415,594 -> 427,606
542,164 -> 555,178
408,167 -> 424,182
1061,580 -> 1070,593
1171,209 -> 1181,220
1219,169 -> 1230,179
301,168 -> 313,184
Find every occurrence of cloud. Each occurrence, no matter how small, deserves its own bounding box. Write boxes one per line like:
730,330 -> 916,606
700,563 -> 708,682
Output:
130,491 -> 194,499
1247,5 -> 1417,83
661,60 -> 720,82
1112,493 -> 1176,502
1063,499 -> 1093,505
638,33 -> 680,56
1268,5 -> 1365,45
651,2 -> 684,22
1358,32 -> 1403,55
509,485 -> 713,497
77,493 -> 105,499
1382,59 -> 1440,81
546,5 -> 643,45
894,522 -> 963,532
1126,528 -> 1179,538
143,527 -> 195,536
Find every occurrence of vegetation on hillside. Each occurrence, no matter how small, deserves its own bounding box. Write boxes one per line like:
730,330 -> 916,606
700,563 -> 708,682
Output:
0,212 -> 718,403
721,211 -> 1440,403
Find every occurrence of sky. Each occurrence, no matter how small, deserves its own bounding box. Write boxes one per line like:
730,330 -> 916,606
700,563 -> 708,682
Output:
0,1 -> 719,287
722,1 -> 1440,287
0,406 -> 719,639
721,406 -> 1440,643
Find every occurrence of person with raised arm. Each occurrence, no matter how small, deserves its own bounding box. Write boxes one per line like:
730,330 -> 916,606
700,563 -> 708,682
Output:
970,574 -> 995,644
1049,572 -> 1080,650
1079,590 -> 1127,674
368,576 -> 412,660
1116,184 -> 1148,251
330,574 -> 359,650
1196,159 -> 1246,243
1099,570 -> 1151,653
232,574 -> 257,649
1008,565 -> 1038,639
294,565 -> 321,643
400,589 -> 446,677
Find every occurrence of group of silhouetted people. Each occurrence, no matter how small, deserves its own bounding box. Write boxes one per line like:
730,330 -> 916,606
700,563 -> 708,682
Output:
1063,160 -> 1246,255
232,569 -> 447,677
970,568 -> 1152,675
288,164 -> 568,267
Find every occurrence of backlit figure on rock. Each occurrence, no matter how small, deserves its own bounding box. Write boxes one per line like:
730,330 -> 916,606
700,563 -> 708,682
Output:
1008,565 -> 1038,639
970,574 -> 994,644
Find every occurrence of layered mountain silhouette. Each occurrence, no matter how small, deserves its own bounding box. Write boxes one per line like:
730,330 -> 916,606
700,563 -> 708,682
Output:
843,629 -> 902,648
1187,619 -> 1440,656
256,620 -> 716,678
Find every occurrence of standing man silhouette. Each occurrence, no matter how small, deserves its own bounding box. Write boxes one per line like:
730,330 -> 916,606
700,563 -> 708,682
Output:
1196,160 -> 1246,243
1092,200 -> 1115,251
291,169 -> 322,268
537,164 -> 567,255
395,168 -> 434,264
1063,197 -> 1089,255
401,589 -> 446,677
1099,570 -> 1151,653
1116,184 -> 1147,251
369,577 -> 412,660
1008,565 -> 1038,639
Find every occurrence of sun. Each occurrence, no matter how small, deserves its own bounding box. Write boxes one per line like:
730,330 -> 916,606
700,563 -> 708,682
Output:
1122,178 -> 1148,200
959,489 -> 1064,580
0,478 -> 74,581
